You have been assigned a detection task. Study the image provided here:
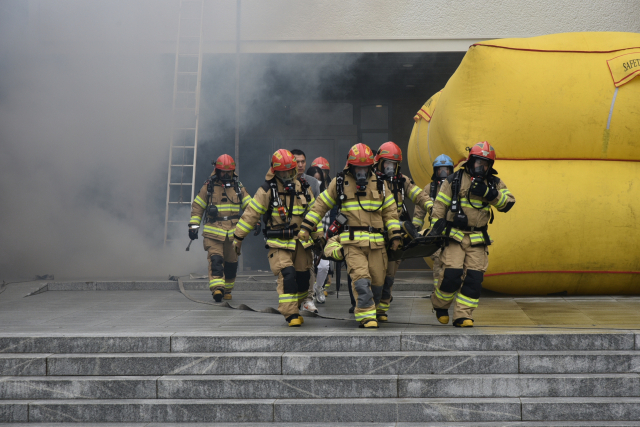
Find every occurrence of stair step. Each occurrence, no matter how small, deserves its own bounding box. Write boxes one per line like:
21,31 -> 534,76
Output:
6,397 -> 640,423
4,423 -> 640,427
0,354 -> 48,376
399,373 -> 640,397
0,376 -> 157,399
0,333 -> 171,353
3,373 -> 639,400
171,332 -> 402,352
521,397 -> 640,421
46,353 -> 281,376
158,375 -> 397,399
9,398 -> 522,423
519,351 -> 640,373
282,351 -> 519,375
401,331 -> 636,351
1,332 -> 636,354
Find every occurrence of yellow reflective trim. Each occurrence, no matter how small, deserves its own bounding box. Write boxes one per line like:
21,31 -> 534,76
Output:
224,282 -> 235,289
424,200 -> 434,210
189,216 -> 202,224
203,226 -> 228,236
236,219 -> 252,232
279,293 -> 298,303
194,196 -> 207,208
436,192 -> 451,206
354,309 -> 377,321
382,195 -> 395,209
435,287 -> 455,301
339,231 -> 385,242
267,238 -> 297,250
250,199 -> 267,214
408,186 -> 421,202
456,294 -> 479,308
319,190 -> 336,208
306,211 -> 322,224
449,228 -> 465,242
412,218 -> 424,228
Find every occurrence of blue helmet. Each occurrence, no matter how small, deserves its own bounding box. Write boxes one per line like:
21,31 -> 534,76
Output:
433,154 -> 454,168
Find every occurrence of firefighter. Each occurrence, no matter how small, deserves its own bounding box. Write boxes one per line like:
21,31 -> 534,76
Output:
233,149 -> 323,327
413,154 -> 455,298
188,154 -> 251,302
430,142 -> 515,327
373,141 -> 433,322
298,143 -> 402,329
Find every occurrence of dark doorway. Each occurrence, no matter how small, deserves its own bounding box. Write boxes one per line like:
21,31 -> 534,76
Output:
197,51 -> 465,271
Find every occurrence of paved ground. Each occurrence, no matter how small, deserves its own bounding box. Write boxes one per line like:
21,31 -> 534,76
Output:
1,276 -> 640,333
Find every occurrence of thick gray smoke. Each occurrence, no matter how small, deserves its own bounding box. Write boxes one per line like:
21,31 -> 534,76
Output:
0,0 -> 359,280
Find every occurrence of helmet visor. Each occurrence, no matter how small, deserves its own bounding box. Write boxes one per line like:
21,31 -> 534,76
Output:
217,169 -> 234,181
354,166 -> 370,182
275,169 -> 296,184
435,166 -> 450,179
471,158 -> 490,177
383,160 -> 398,177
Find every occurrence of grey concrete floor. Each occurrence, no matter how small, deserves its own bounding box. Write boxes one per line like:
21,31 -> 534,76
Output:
1,279 -> 640,333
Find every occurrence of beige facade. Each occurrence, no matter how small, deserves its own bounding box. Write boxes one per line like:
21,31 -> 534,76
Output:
18,0 -> 640,55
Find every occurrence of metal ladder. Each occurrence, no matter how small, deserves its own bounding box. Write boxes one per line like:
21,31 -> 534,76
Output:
163,0 -> 205,244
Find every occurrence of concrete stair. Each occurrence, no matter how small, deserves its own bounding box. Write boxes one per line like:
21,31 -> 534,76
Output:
1,331 -> 640,424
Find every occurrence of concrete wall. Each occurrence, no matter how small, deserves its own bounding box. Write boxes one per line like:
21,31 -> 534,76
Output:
18,0 -> 640,54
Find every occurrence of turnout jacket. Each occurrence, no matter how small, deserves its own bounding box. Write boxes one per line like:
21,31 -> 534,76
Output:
412,181 -> 439,229
301,172 -> 401,249
189,172 -> 251,241
431,168 -> 515,246
234,168 -> 323,250
388,173 -> 433,222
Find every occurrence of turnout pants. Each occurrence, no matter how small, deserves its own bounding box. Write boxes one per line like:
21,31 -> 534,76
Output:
379,259 -> 401,315
430,248 -> 444,293
344,245 -> 388,324
431,234 -> 488,321
267,241 -> 313,319
204,236 -> 238,294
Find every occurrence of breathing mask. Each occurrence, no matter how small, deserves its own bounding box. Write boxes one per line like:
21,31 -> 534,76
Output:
383,160 -> 398,178
217,169 -> 235,186
275,169 -> 296,187
470,158 -> 490,178
435,166 -> 451,179
353,166 -> 370,191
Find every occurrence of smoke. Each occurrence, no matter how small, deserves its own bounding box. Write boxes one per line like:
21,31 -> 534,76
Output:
0,0 -> 191,279
0,0 -> 361,280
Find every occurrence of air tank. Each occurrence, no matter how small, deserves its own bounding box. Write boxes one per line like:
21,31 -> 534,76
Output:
408,32 -> 640,295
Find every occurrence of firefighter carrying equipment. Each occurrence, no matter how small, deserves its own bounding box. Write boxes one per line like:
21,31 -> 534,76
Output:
234,152 -> 324,321
234,164 -> 322,252
302,143 -> 400,326
189,167 -> 251,242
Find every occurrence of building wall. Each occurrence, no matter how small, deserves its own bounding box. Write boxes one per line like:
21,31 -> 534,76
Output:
19,0 -> 640,54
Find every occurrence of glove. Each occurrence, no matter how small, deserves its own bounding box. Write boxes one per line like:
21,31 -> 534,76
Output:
233,239 -> 242,255
188,226 -> 199,240
470,179 -> 499,200
390,238 -> 401,251
297,228 -> 310,241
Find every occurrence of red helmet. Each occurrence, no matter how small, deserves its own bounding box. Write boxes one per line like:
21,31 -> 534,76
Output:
271,149 -> 297,171
375,141 -> 403,163
346,143 -> 375,167
311,157 -> 330,170
214,154 -> 236,171
467,141 -> 496,162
